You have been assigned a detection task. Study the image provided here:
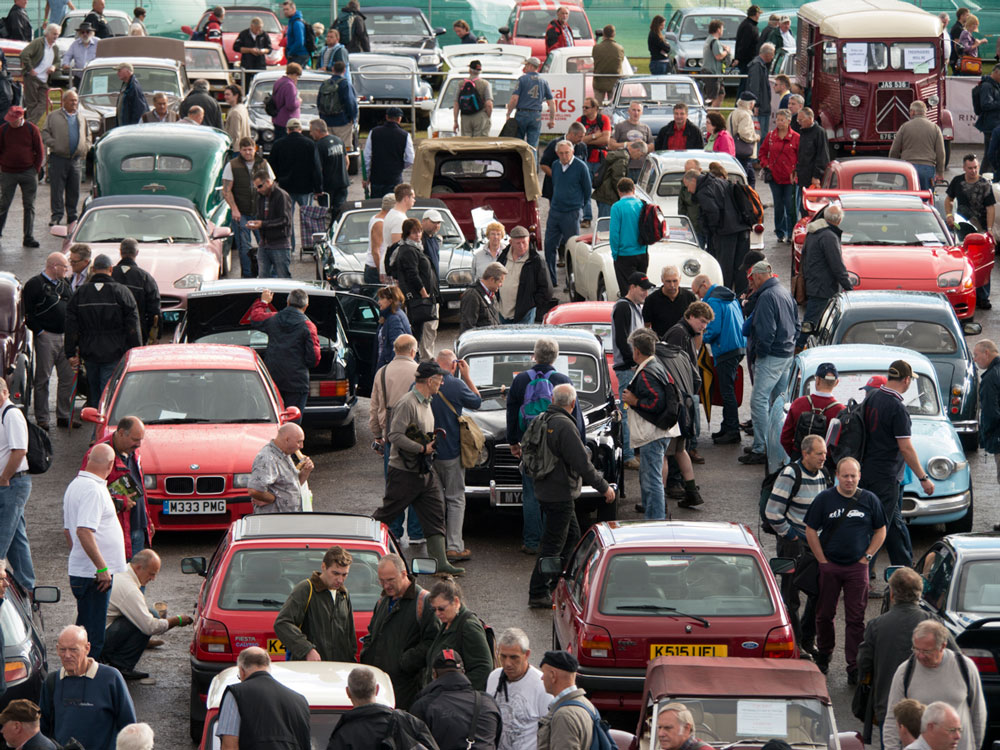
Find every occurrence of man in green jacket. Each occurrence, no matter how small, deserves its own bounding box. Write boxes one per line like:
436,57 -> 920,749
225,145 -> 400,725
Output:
593,141 -> 646,218
273,545 -> 357,662
20,24 -> 62,125
360,553 -> 440,710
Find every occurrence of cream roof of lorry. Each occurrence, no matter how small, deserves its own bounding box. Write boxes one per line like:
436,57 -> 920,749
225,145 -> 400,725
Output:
799,0 -> 943,39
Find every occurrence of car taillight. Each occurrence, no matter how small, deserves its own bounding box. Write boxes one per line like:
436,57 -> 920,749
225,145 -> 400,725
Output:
963,648 -> 998,673
764,625 -> 796,658
197,618 -> 231,654
4,658 -> 27,682
310,379 -> 349,397
580,624 -> 613,659
753,223 -> 764,234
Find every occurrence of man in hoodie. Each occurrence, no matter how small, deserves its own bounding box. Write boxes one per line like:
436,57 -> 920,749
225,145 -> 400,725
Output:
247,288 -> 320,419
336,0 -> 370,53
411,649 -> 501,749
683,169 -> 749,291
692,274 -> 746,445
800,204 -> 852,346
281,0 -> 310,66
327,667 -> 437,748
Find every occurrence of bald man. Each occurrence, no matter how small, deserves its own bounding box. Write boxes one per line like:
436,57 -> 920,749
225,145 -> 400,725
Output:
180,105 -> 205,125
22,252 -> 75,429
64,442 -> 126,659
248,423 -> 314,513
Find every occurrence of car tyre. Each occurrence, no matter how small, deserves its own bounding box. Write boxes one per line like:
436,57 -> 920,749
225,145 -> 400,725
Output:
331,418 -> 357,450
945,488 -> 973,534
596,277 -> 608,302
567,257 -> 582,302
189,679 -> 205,743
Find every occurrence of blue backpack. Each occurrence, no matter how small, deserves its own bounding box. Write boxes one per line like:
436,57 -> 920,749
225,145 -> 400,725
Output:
518,368 -> 555,431
557,700 -> 615,750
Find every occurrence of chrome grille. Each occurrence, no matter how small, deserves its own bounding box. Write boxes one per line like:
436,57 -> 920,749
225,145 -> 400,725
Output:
492,445 -> 521,485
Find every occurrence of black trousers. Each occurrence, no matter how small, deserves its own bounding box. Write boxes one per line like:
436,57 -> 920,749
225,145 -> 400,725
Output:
101,616 -> 150,672
528,499 -> 580,598
613,253 -> 648,297
374,466 -> 446,537
776,535 -> 817,648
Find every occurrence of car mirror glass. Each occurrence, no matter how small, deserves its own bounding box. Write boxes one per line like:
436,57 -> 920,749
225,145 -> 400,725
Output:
182,556 -> 207,576
538,556 -> 564,575
884,565 -> 903,583
963,322 -> 983,336
32,586 -> 60,604
769,557 -> 795,576
411,557 -> 437,575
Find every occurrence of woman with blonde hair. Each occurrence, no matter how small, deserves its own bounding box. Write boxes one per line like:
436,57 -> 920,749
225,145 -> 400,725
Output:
472,220 -> 506,278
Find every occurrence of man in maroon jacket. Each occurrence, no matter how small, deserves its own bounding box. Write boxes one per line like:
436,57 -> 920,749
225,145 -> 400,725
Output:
0,105 -> 44,247
780,362 -> 844,459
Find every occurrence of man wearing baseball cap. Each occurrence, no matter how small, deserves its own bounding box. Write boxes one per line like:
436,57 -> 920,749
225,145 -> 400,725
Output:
410,649 -> 501,749
0,104 -> 44,247
453,59 -> 493,137
0,700 -> 54,750
538,650 -> 601,750
779,362 -> 844,460
612,271 -> 655,472
506,57 -> 555,150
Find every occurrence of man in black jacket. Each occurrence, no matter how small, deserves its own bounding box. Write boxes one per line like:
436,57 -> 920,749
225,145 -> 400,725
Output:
248,169 -> 294,277
179,79 -> 222,129
234,17 -> 272,71
64,252 -> 142,408
973,340 -> 1000,502
112,239 -> 160,344
309,119 -> 349,220
734,5 -> 760,82
612,272 -> 653,471
3,0 -> 30,41
411,650 -> 501,750
800,204 -> 851,346
83,0 -> 111,38
683,170 -> 749,290
23,252 -> 74,429
795,108 -> 830,216
527,384 -> 615,608
395,218 -> 438,345
496,226 -> 552,324
654,103 -> 704,151
328,666 -> 438,749
459,263 -> 504,333
364,107 -> 413,199
745,44 -> 774,134
267,118 -> 322,208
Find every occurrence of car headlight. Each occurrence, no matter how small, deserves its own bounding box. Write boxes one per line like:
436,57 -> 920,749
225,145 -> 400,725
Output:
88,120 -> 100,132
847,271 -> 860,287
682,259 -> 701,276
261,129 -> 274,142
446,269 -> 473,286
928,95 -> 940,107
250,127 -> 258,141
418,53 -> 438,66
232,473 -> 250,489
337,272 -> 364,288
849,128 -> 861,141
174,273 -> 203,289
927,456 -> 956,480
938,270 -> 963,288
143,474 -> 156,489
849,94 -> 861,108
688,58 -> 700,68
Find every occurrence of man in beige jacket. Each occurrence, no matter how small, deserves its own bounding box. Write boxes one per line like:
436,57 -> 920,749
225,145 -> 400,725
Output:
41,88 -> 90,226
888,100 -> 946,190
537,650 -> 598,749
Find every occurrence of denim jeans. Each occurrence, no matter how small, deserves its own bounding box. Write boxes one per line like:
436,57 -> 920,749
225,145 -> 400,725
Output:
102,616 -> 152,672
544,207 -> 581,285
514,110 -> 542,151
259,247 -> 292,278
860,477 -> 912,567
290,192 -> 312,208
736,154 -> 756,188
363,265 -> 380,284
617,368 -> 635,461
499,308 -> 536,325
815,560 -> 869,671
715,354 -> 741,433
913,163 -> 935,190
769,182 -> 796,240
527,499 -> 579,598
649,59 -> 670,75
640,437 -> 669,520
383,440 -> 426,541
89,360 -> 118,407
233,215 -> 261,278
521,470 -> 542,550
750,355 -> 791,453
757,113 -> 770,138
0,475 -> 34,590
597,202 -> 612,219
70,575 -> 112,659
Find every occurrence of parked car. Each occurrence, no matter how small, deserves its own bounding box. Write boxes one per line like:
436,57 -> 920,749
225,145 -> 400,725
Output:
314,198 -> 474,313
498,0 -> 595,59
56,8 -> 131,54
804,291 -> 982,448
543,301 -> 618,391
351,52 -> 434,126
0,40 -> 26,81
412,138 -> 542,249
183,41 -> 234,106
182,511 -> 429,740
0,272 -> 31,410
765,344 -> 973,532
603,75 -> 707,135
0,568 -> 60,713
455,325 -> 622,510
175,279 -> 378,447
362,6 -> 446,73
181,6 -> 285,68
792,192 -> 992,321
663,8 -> 743,75
548,520 -> 798,713
617,656 -> 863,750
51,196 -> 231,321
564,214 -> 722,302
821,157 -> 921,192
199,661 -> 396,750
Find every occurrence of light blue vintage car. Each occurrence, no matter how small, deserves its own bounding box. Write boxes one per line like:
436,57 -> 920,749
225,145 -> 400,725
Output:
765,345 -> 972,533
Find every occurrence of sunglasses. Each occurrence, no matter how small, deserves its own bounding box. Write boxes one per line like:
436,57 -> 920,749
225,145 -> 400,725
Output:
254,183 -> 266,190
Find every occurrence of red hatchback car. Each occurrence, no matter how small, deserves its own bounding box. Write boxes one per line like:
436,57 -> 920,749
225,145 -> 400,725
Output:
550,521 -> 796,714
81,344 -> 301,532
498,0 -> 595,59
182,512 -> 427,741
182,6 -> 285,67
543,301 -> 618,392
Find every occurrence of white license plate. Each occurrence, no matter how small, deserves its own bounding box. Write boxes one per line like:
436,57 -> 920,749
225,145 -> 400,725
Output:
163,499 -> 227,515
447,301 -> 460,310
499,492 -> 522,505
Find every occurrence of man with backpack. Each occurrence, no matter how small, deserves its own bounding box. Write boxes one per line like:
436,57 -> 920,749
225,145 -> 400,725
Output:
800,204 -> 851,347
780,362 -> 843,459
612,271 -> 653,471
318,60 -> 357,154
335,0 -> 370,53
0,377 -> 35,594
453,59 -> 492,137
411,649 -> 502,750
764,434 -> 832,659
682,168 -> 750,291
327,666 -> 438,749
609,178 -> 648,296
537,650 -> 615,750
281,0 -> 312,67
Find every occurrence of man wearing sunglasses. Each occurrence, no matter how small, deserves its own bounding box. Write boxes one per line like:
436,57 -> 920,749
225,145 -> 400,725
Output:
247,170 -> 294,278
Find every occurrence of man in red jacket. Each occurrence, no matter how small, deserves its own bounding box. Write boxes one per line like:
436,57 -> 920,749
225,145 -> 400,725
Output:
780,362 -> 843,459
544,7 -> 574,55
0,105 -> 44,247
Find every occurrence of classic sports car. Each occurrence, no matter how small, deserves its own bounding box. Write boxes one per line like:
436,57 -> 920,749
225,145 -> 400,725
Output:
820,157 -> 921,192
81,343 -> 301,534
765,345 -> 972,532
176,279 -> 378,447
0,566 -> 60,713
603,75 -> 707,135
56,8 -> 131,54
549,521 -> 797,713
455,325 -> 622,510
792,193 -> 993,321
0,272 -> 31,410
662,8 -> 744,75
314,198 -> 474,312
543,301 -> 618,391
565,214 -> 722,302
804,291 -> 982,448
363,6 -> 446,73
181,6 -> 285,67
497,0 -> 595,59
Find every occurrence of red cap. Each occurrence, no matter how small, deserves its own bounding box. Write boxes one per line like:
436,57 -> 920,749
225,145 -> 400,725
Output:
862,375 -> 887,391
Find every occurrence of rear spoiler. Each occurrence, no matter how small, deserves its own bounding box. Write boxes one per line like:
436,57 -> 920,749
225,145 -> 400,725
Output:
801,188 -> 934,215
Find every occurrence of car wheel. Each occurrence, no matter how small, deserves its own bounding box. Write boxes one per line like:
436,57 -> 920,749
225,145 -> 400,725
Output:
348,155 -> 359,176
331,418 -> 357,450
567,258 -> 581,302
596,277 -> 607,302
945,490 -> 973,534
189,679 -> 205,743
552,622 -> 560,650
961,431 -> 980,452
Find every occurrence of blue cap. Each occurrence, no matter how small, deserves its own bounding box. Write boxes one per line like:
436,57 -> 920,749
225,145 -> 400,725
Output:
816,362 -> 838,381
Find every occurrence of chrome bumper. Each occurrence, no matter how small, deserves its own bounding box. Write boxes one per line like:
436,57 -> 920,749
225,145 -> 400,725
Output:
901,490 -> 971,519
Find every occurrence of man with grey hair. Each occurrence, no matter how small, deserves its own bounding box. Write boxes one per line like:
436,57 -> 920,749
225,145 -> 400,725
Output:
116,61 -> 148,126
497,225 -> 552,325
657,702 -> 713,750
112,239 -> 159,343
545,138 -> 592,284
507,337 -> 583,555
461,261 -> 504,332
487,627 -> 549,750
795,107 -> 830,215
328,666 -> 437,748
247,288 -> 320,418
248,422 -> 314,513
883,621 -> 985,750
788,93 -> 804,133
539,120 -> 586,210
19,23 -> 60,125
179,78 -> 222,128
973,339 -> 1000,494
42,88 -> 89,227
116,723 -> 154,750
889,100 -> 946,189
745,41 -> 774,134
910,703 -> 962,750
527,383 -> 614,607
799,203 -> 851,347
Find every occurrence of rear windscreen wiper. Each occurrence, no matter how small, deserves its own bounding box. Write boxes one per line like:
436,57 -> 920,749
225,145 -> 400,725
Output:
616,604 -> 709,627
237,597 -> 284,607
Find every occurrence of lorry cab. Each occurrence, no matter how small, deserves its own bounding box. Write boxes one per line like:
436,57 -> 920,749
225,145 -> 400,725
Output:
796,0 -> 953,158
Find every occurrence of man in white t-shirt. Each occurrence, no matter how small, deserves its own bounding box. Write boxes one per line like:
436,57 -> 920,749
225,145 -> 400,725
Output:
0,379 -> 34,593
485,628 -> 550,750
382,183 -> 415,277
365,193 -> 395,284
63,442 -> 126,661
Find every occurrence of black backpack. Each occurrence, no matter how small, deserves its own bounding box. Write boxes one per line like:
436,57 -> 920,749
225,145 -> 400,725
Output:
759,461 -> 833,536
457,78 -> 484,115
792,394 -> 840,458
383,241 -> 402,278
263,93 -> 278,118
638,202 -> 665,245
973,79 -> 985,118
301,18 -> 317,54
1,404 -> 52,474
830,397 -> 867,465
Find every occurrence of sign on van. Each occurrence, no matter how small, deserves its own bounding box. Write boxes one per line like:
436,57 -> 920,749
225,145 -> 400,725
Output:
539,73 -> 586,134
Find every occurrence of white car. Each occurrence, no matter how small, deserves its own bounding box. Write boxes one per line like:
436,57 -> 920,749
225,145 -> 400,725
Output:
56,8 -> 131,54
565,214 -> 723,301
539,46 -> 635,101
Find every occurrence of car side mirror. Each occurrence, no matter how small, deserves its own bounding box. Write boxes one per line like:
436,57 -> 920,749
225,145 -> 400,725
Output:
964,321 -> 983,336
769,557 -> 796,576
884,565 -> 904,583
211,226 -> 232,239
433,27 -> 445,35
538,556 -> 564,575
962,232 -> 990,251
182,556 -> 207,576
50,225 -> 68,238
311,232 -> 326,247
32,586 -> 60,604
411,557 -> 437,575
498,26 -> 509,36
80,407 -> 105,425
280,406 -> 301,423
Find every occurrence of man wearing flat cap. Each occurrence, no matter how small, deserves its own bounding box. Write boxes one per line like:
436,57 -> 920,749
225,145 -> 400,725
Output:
0,700 -> 55,750
538,650 -> 600,750
373,360 -> 464,576
411,649 -> 501,750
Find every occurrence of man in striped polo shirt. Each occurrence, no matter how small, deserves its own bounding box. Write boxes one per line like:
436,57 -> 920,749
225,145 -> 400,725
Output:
764,433 -> 832,659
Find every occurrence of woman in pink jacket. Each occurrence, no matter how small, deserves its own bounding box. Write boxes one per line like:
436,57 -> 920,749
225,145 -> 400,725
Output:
271,62 -> 303,139
704,112 -> 735,156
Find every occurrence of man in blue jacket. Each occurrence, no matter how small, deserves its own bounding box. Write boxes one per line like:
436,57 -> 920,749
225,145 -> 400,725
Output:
740,259 -> 797,464
115,62 -> 148,127
609,178 -> 647,295
320,60 -> 357,152
693,274 -> 746,446
282,0 -> 310,67
544,140 -> 592,286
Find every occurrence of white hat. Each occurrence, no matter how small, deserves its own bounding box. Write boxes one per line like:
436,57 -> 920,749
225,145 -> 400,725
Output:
422,209 -> 443,223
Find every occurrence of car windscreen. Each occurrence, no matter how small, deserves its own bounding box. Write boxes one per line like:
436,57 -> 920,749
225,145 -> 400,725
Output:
463,352 -> 603,396
679,15 -> 740,41
367,11 -> 430,36
850,172 -> 912,191
204,711 -> 342,750
805,372 -> 940,416
186,48 -> 226,70
657,170 -> 744,197
62,14 -> 130,36
439,77 -> 518,109
617,80 -> 700,107
847,42 -> 936,71
516,9 -> 590,39
599,553 -> 774,616
841,320 -> 957,354
80,66 -> 181,104
433,154 -> 525,193
109,369 -> 276,425
73,207 -> 205,244
250,78 -> 322,110
655,697 -> 833,744
215,12 -> 282,33
562,324 -> 613,353
335,209 -> 463,253
839,209 -> 949,246
957,560 -> 1000,613
217,548 -> 384,612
